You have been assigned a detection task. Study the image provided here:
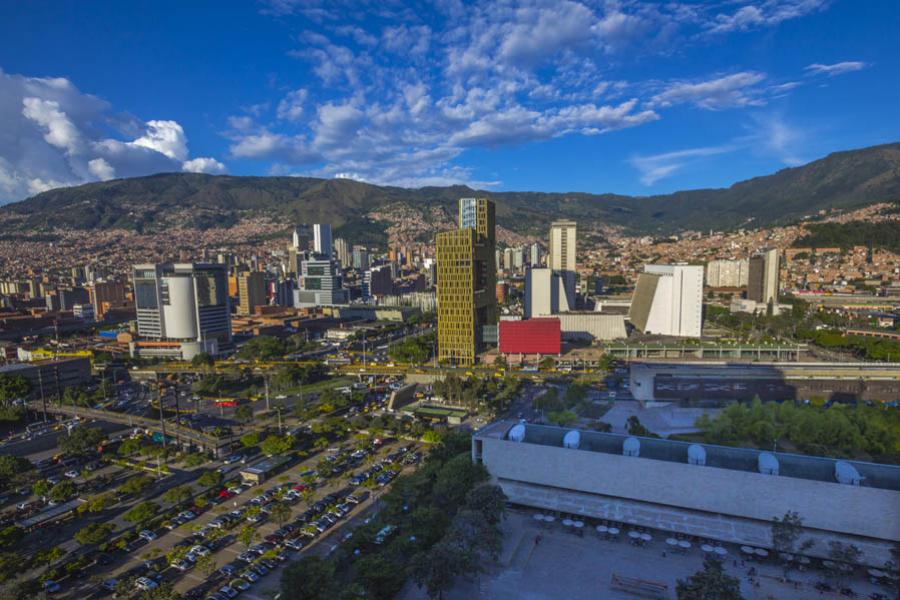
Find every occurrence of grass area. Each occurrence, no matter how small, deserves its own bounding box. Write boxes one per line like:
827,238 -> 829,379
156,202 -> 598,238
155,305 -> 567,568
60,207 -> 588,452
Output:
412,406 -> 468,418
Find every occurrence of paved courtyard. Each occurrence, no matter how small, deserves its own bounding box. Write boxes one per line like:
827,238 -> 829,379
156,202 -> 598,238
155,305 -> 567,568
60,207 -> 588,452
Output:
602,401 -> 720,436
402,509 -> 893,600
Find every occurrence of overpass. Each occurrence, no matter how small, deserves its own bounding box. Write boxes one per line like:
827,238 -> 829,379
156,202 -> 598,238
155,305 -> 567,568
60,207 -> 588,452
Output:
26,401 -> 237,456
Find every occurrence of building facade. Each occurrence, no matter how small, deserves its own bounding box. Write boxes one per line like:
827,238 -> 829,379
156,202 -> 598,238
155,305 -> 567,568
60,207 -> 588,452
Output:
132,263 -> 232,358
237,271 -> 266,315
748,248 -> 780,304
474,421 -> 900,567
294,256 -> 348,307
498,318 -> 561,356
313,223 -> 333,258
706,259 -> 749,288
437,197 -> 498,366
629,264 -> 703,337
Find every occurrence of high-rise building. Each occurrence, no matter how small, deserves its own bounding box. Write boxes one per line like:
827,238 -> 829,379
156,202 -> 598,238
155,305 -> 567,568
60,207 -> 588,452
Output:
549,220 -> 577,309
292,225 -> 310,250
90,281 -> 127,320
313,224 -> 333,258
458,197 -> 496,244
706,259 -> 750,288
503,247 -> 514,271
437,198 -> 498,366
530,242 -> 543,267
524,268 -> 571,318
748,249 -> 780,305
628,264 -> 704,338
334,238 -> 351,269
237,271 -> 267,315
352,246 -> 370,270
293,256 -> 348,307
132,263 -> 232,357
362,265 -> 393,300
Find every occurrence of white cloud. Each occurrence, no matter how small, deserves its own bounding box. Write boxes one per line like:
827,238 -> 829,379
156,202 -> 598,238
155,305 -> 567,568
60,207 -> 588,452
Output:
630,144 -> 738,185
88,158 -> 115,180
707,0 -> 828,33
131,120 -> 188,161
183,157 -> 226,174
651,72 -> 767,110
804,61 -> 869,76
0,68 -> 224,203
276,88 -> 308,121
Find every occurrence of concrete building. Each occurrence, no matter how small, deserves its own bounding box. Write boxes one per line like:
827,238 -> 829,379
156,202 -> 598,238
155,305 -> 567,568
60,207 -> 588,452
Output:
437,198 -> 497,366
237,271 -> 266,315
748,248 -> 780,305
294,256 -> 348,307
292,224 -> 310,250
313,223 -> 333,258
0,357 -> 92,398
473,421 -> 900,567
334,237 -> 351,269
706,259 -> 749,288
132,263 -> 233,358
89,281 -> 127,320
362,265 -> 393,300
524,268 -> 570,318
352,246 -> 370,270
557,312 -> 627,342
629,265 -> 703,337
549,220 -> 577,305
530,242 -> 543,267
629,361 -> 900,404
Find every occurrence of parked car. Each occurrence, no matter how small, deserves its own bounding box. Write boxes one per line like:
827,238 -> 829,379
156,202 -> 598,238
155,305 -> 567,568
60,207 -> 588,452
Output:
138,529 -> 158,542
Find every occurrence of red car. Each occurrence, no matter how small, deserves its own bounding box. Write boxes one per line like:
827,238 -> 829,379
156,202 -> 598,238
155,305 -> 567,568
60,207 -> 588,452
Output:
218,489 -> 234,499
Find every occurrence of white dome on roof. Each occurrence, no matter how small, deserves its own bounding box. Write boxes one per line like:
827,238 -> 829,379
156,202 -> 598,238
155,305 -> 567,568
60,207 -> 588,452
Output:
508,423 -> 526,442
623,436 -> 640,457
758,452 -> 779,476
563,430 -> 580,449
687,444 -> 706,466
835,461 -> 862,486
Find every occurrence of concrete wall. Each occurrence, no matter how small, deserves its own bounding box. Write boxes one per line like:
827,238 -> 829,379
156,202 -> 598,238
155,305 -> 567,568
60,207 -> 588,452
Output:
479,437 -> 900,566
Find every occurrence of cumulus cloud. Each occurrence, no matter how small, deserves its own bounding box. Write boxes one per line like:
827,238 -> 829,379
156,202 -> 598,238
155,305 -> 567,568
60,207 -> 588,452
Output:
0,69 -> 226,203
183,157 -> 227,174
804,61 -> 869,76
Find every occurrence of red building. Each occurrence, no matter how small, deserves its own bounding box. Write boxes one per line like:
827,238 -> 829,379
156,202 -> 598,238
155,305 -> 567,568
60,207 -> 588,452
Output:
499,318 -> 561,356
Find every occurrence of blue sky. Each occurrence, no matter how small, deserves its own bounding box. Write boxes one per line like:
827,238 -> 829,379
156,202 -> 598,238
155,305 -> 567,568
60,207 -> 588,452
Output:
0,0 -> 897,203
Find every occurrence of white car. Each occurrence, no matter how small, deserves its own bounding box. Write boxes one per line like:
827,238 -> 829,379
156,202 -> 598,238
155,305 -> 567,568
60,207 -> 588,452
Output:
64,469 -> 79,479
171,559 -> 192,571
135,577 -> 158,591
189,545 -> 211,557
138,529 -> 158,542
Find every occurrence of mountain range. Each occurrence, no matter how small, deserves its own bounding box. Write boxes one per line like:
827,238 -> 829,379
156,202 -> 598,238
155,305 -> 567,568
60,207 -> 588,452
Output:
2,142 -> 899,243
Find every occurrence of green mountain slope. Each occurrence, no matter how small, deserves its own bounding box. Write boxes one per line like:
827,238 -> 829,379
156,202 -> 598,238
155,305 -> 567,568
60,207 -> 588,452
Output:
2,142 -> 898,239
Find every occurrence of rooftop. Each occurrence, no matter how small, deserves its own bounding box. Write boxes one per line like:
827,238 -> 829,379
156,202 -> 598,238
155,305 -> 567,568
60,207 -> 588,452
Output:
475,421 -> 900,493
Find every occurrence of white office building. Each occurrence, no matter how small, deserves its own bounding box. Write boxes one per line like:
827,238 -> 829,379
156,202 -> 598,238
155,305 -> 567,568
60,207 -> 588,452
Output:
132,263 -> 232,358
524,268 -> 573,318
293,256 -> 348,307
629,264 -> 704,337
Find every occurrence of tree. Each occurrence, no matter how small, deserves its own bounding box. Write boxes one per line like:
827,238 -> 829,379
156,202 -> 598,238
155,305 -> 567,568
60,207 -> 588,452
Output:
240,432 -> 259,447
74,522 -> 114,546
0,455 -> 32,486
464,485 -> 507,526
0,374 -> 30,421
197,470 -> 222,488
58,425 -> 105,457
32,479 -> 53,498
194,553 -> 217,578
123,502 -> 159,524
546,409 -> 578,427
234,405 -> 253,423
676,558 -> 744,600
260,433 -> 294,456
0,526 -> 23,550
828,541 -> 862,586
162,485 -> 193,505
191,352 -> 214,368
239,336 -> 287,361
119,475 -> 154,495
771,511 -> 814,576
626,416 -> 654,437
117,437 -> 143,457
269,502 -> 292,527
49,480 -> 76,502
237,525 -> 258,549
280,556 -> 337,600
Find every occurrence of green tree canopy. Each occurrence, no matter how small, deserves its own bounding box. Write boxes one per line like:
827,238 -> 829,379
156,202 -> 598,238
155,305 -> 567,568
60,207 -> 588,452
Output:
123,501 -> 159,524
280,556 -> 338,600
74,522 -> 114,545
676,558 -> 744,600
58,425 -> 105,457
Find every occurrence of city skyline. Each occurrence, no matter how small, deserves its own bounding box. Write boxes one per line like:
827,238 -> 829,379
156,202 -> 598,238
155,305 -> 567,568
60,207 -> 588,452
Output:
0,1 -> 898,204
